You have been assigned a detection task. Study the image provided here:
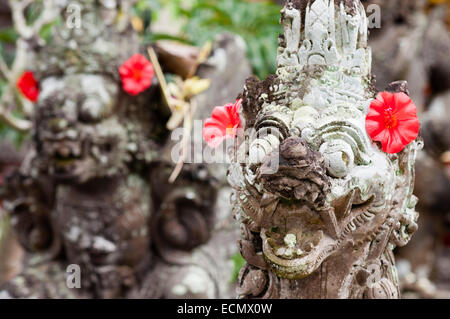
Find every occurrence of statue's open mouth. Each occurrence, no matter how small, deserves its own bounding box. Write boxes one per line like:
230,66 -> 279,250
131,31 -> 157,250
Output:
257,190 -> 378,280
54,153 -> 81,166
261,227 -> 336,279
48,141 -> 84,178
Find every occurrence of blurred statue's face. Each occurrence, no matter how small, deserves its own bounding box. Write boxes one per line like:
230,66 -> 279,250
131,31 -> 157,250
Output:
35,74 -> 129,184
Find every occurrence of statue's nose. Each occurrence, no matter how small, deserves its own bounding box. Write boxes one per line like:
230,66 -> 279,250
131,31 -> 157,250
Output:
256,136 -> 311,177
49,118 -> 69,133
279,137 -> 308,159
256,136 -> 329,205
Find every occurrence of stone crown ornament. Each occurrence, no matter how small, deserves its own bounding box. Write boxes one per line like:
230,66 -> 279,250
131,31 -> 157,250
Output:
230,0 -> 422,299
35,0 -> 140,80
279,0 -> 369,74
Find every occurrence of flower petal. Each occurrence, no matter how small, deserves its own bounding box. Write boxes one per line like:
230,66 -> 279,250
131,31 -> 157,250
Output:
384,129 -> 408,154
378,91 -> 394,107
365,117 -> 385,138
393,92 -> 411,109
369,97 -> 386,114
397,118 -> 420,141
229,99 -> 242,125
371,127 -> 390,143
203,125 -> 226,148
204,117 -> 227,133
203,100 -> 241,148
211,106 -> 233,126
395,100 -> 418,121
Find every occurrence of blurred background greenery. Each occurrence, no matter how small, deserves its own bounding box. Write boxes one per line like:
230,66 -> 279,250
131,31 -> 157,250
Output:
134,0 -> 283,276
136,0 -> 282,80
0,0 -> 57,148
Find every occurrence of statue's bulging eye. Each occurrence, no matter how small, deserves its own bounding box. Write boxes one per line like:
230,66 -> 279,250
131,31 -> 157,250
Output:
319,140 -> 355,178
248,132 -> 281,166
303,121 -> 372,177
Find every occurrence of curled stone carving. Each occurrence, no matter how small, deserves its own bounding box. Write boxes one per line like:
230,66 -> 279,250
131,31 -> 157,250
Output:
230,0 -> 422,299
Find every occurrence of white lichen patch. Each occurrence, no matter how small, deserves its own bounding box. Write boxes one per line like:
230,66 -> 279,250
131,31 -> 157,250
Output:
171,267 -> 214,298
284,234 -> 297,248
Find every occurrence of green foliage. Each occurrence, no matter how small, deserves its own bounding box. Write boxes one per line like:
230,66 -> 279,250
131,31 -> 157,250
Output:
230,252 -> 246,283
0,42 -> 15,69
0,43 -> 25,148
144,32 -> 191,44
0,27 -> 18,45
0,0 -> 57,145
143,0 -> 282,80
0,42 -> 26,147
134,0 -> 162,33
0,121 -> 29,148
40,17 -> 61,43
25,0 -> 47,24
180,0 -> 282,79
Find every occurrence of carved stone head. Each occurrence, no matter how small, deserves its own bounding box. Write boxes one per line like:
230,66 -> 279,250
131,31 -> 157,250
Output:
231,0 -> 422,297
30,1 -> 160,184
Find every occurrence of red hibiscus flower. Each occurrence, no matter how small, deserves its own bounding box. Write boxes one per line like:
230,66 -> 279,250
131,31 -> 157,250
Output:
119,54 -> 154,96
365,91 -> 420,154
17,71 -> 39,102
203,99 -> 242,148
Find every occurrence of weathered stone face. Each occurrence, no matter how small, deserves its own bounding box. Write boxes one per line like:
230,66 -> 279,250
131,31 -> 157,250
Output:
35,74 -> 129,184
231,0 -> 422,298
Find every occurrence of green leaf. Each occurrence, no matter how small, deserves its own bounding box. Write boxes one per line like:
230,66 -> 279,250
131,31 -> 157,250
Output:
142,33 -> 193,45
230,252 -> 246,283
0,109 -> 29,148
39,17 -> 61,43
0,27 -> 19,44
26,0 -> 44,24
163,0 -> 282,79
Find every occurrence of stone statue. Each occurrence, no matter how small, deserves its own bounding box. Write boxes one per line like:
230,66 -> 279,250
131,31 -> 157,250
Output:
279,2 -> 301,66
230,0 -> 422,299
0,0 -> 247,299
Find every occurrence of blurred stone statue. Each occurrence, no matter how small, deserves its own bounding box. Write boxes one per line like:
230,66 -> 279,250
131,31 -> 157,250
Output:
0,0 -> 250,299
